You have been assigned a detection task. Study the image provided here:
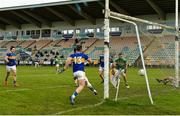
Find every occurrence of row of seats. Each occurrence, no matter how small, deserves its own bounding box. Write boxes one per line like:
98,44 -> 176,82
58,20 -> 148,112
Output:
0,35 -> 178,66
144,35 -> 176,65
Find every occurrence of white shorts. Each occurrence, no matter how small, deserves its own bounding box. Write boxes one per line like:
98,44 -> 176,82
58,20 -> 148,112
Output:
111,75 -> 120,88
112,69 -> 121,78
119,69 -> 125,74
56,64 -> 60,67
35,62 -> 39,65
110,63 -> 113,68
99,66 -> 104,72
73,71 -> 86,80
6,65 -> 16,72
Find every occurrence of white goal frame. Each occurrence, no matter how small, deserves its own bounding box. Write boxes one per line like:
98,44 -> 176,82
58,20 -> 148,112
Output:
103,0 -> 179,104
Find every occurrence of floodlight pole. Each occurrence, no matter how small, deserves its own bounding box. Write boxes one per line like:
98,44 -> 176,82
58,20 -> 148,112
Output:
175,0 -> 179,87
104,0 -> 110,99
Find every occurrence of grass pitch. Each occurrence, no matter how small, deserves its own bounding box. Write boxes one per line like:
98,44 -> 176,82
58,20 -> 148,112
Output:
0,65 -> 180,115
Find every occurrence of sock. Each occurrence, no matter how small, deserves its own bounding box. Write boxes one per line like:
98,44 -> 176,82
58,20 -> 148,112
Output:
88,86 -> 95,92
125,82 -> 129,86
71,91 -> 78,99
99,74 -> 104,81
89,85 -> 96,92
163,80 -> 169,84
5,77 -> 8,81
13,80 -> 16,85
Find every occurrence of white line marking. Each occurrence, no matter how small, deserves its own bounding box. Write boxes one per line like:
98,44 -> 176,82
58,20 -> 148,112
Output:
2,85 -> 69,92
5,88 -> 31,92
55,100 -> 105,115
55,95 -> 143,115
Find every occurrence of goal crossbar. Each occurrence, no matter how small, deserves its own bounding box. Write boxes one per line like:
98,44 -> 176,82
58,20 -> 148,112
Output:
109,11 -> 176,31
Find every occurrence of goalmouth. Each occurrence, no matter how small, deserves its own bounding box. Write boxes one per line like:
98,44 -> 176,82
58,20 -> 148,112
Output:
103,0 -> 179,104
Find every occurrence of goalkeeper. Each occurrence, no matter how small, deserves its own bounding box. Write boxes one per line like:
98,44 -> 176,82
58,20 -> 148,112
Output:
111,53 -> 130,88
156,76 -> 180,86
59,45 -> 97,105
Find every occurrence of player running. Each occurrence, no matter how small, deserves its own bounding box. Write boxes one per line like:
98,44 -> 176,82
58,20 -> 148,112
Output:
54,56 -> 61,73
34,57 -> 40,68
111,53 -> 130,88
4,46 -> 18,87
60,45 -> 97,105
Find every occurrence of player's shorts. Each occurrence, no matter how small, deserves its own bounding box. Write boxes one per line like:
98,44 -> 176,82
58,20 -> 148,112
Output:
99,66 -> 104,72
111,75 -> 120,88
6,65 -> 16,72
73,75 -> 90,86
110,63 -> 113,68
111,68 -> 120,78
110,69 -> 120,88
119,69 -> 125,74
73,71 -> 86,80
56,64 -> 60,67
35,62 -> 39,65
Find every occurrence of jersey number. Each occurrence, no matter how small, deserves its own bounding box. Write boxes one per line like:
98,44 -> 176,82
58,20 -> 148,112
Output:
74,57 -> 84,64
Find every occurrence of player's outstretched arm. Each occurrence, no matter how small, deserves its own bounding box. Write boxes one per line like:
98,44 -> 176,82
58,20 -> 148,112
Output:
87,58 -> 92,65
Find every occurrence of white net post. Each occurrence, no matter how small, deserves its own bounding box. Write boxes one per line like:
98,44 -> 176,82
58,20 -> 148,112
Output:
109,16 -> 154,105
104,0 -> 110,99
110,11 -> 178,88
115,78 -> 120,101
175,0 -> 179,87
134,24 -> 154,105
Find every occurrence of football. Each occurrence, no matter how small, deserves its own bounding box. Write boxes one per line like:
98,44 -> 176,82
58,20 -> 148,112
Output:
138,69 -> 145,76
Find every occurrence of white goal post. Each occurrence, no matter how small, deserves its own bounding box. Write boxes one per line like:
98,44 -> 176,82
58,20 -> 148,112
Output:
110,15 -> 154,104
103,0 -> 179,104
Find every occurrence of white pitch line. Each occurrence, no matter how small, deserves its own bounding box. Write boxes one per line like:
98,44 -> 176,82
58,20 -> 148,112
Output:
55,95 -> 143,115
5,88 -> 31,92
2,85 -> 69,92
55,100 -> 105,115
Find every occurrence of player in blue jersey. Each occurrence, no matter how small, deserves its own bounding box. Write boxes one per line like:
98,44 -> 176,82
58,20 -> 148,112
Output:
4,46 -> 18,87
60,45 -> 97,105
98,54 -> 104,83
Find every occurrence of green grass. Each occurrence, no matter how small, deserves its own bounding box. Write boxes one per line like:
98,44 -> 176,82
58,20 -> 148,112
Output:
0,65 -> 180,115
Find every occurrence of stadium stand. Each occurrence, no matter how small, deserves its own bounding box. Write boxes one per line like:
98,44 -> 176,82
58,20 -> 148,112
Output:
143,35 -> 175,66
0,33 -> 176,67
0,0 -> 177,67
19,40 -> 36,48
28,40 -> 52,50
